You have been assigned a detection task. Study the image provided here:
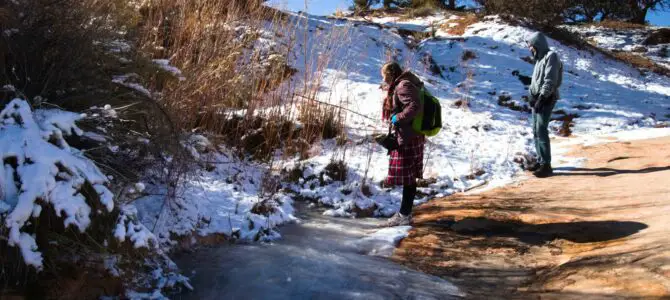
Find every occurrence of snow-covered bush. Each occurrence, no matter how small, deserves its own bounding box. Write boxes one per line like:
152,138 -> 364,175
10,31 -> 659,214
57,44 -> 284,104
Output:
0,99 -> 186,298
0,99 -> 115,269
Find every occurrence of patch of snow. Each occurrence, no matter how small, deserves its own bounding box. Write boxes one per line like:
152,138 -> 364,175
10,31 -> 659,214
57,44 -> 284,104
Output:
351,226 -> 411,257
83,131 -> 107,142
113,74 -> 152,98
135,182 -> 146,193
153,59 -> 186,81
114,205 -> 158,249
104,255 -> 122,277
106,40 -> 132,53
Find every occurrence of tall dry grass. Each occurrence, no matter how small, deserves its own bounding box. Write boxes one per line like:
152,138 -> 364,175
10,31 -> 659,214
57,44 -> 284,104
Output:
137,0 -> 351,160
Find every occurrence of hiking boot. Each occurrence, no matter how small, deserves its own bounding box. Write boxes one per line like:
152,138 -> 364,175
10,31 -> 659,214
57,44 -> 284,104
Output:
526,161 -> 541,172
381,213 -> 412,227
533,164 -> 553,178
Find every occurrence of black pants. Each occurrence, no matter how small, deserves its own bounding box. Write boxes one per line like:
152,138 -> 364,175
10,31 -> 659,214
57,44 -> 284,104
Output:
399,185 -> 417,216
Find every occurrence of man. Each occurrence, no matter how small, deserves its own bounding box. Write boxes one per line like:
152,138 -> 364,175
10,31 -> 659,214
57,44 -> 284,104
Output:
527,32 -> 563,178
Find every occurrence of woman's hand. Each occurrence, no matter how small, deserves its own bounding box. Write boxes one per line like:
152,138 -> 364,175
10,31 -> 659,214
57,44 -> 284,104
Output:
391,114 -> 399,125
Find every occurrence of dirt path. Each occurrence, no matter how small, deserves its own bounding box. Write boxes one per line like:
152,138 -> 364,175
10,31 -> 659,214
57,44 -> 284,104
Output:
394,136 -> 670,299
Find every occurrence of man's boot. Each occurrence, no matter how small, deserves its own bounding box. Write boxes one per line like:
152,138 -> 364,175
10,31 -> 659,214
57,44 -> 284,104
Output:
526,161 -> 541,172
533,164 -> 553,178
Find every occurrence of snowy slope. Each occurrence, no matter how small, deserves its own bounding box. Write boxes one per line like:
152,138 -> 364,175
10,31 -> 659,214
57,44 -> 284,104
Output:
276,12 -> 670,217
131,10 -> 670,246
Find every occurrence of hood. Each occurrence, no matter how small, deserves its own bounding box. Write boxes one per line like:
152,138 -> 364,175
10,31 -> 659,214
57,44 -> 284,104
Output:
393,71 -> 423,88
527,32 -> 550,60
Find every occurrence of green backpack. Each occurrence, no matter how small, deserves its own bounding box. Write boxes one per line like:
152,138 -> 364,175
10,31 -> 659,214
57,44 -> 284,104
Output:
411,87 -> 442,137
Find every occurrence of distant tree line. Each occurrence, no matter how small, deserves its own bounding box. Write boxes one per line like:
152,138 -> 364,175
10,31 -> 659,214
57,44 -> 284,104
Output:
353,0 -> 459,11
475,0 -> 669,24
352,0 -> 669,25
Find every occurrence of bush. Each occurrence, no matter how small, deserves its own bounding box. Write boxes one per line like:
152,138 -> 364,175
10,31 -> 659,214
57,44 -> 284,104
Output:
0,100 -> 186,298
324,160 -> 348,182
406,6 -> 440,18
643,28 -> 670,46
0,0 -> 138,109
462,49 -> 478,61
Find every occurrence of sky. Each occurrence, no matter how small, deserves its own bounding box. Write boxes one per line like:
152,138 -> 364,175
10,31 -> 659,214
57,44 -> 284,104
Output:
267,0 -> 670,26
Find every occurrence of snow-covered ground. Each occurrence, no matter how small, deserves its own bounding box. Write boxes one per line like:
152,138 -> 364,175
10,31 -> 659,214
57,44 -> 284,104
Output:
133,148 -> 297,246
564,24 -> 670,69
272,12 -> 670,217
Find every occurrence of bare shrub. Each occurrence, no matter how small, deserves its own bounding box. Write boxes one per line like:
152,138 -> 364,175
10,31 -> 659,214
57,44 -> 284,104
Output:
0,0 -> 138,109
444,13 -> 480,36
552,111 -> 579,137
324,160 -> 348,182
461,49 -> 477,61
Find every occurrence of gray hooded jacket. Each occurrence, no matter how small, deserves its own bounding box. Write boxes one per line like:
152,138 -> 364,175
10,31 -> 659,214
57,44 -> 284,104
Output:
528,33 -> 563,102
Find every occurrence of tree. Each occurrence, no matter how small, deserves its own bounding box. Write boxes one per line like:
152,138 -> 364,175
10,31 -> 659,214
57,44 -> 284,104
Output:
352,0 -> 373,11
447,0 -> 456,9
562,0 -> 623,23
474,0 -> 572,24
624,0 -> 670,24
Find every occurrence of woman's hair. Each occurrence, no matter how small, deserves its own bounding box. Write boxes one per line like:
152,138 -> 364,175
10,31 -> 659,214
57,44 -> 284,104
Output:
381,62 -> 403,83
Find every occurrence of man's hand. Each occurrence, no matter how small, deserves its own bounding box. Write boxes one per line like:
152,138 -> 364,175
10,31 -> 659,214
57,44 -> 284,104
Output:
529,95 -> 538,108
534,95 -> 549,111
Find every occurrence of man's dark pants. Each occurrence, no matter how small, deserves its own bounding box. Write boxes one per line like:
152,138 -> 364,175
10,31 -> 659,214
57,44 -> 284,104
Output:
532,102 -> 555,165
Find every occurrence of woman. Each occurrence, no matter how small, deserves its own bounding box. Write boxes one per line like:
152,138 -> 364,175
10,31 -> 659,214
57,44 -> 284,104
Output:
380,62 -> 425,227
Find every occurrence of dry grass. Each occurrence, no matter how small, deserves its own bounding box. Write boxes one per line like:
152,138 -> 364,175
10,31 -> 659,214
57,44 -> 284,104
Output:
137,0 -> 349,160
611,51 -> 670,76
591,20 -> 648,30
443,13 -> 479,36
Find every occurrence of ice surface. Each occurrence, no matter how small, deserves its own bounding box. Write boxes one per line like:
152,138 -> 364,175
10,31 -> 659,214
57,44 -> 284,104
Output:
175,205 -> 463,299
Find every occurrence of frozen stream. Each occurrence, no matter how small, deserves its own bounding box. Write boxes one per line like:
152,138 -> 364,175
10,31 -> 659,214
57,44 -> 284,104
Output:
173,203 -> 463,299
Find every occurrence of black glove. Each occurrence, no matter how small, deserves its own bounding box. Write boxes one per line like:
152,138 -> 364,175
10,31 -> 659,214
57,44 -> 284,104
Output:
528,94 -> 537,107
